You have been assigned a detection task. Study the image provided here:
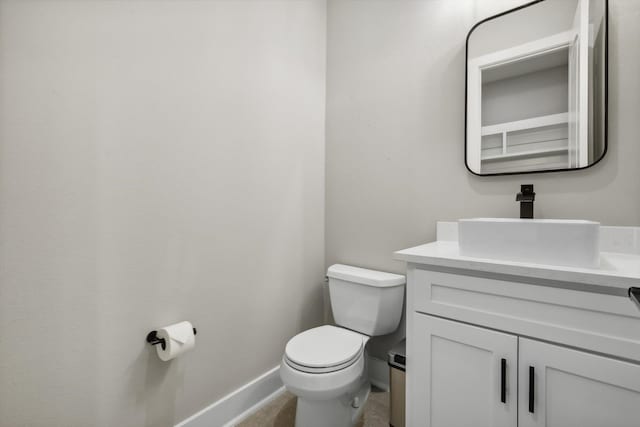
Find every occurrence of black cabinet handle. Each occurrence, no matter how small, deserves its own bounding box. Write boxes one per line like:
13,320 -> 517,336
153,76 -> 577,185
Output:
630,287 -> 640,311
501,358 -> 506,403
529,366 -> 535,413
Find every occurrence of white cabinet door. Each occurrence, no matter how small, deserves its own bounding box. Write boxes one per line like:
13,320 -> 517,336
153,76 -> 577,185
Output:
410,314 -> 517,427
519,338 -> 640,427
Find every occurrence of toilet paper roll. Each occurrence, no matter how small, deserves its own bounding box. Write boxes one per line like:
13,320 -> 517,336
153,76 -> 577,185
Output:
155,321 -> 196,361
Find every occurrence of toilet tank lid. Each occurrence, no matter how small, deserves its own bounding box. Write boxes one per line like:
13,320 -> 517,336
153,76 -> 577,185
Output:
327,264 -> 406,287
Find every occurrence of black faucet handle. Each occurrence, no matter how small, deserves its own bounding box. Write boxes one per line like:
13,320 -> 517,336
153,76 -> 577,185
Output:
521,184 -> 535,196
516,184 -> 535,201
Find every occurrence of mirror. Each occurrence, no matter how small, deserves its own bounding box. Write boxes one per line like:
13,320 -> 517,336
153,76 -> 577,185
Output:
465,0 -> 608,176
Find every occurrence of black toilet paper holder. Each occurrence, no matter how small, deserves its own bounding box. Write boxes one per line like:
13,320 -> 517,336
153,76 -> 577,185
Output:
146,327 -> 197,351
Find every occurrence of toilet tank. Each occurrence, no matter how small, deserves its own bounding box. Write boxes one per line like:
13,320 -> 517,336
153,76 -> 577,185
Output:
327,264 -> 405,336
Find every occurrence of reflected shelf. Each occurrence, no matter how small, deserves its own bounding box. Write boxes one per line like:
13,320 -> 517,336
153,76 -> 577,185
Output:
481,112 -> 569,136
481,146 -> 568,162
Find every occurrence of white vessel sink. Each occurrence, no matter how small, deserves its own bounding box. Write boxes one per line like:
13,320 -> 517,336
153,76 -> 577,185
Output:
458,218 -> 600,268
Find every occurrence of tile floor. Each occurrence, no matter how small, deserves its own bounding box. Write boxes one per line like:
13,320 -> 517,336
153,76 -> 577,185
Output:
236,388 -> 390,427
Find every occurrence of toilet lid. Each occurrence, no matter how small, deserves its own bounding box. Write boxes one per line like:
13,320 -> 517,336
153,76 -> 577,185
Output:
285,325 -> 364,370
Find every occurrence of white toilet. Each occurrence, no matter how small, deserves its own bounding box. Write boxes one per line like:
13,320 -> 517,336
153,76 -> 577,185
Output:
280,264 -> 405,427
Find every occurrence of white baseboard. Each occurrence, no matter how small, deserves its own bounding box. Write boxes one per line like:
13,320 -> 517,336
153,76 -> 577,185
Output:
368,355 -> 390,392
176,366 -> 285,427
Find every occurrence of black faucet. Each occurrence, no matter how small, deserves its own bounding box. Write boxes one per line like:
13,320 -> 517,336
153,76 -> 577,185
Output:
516,184 -> 535,219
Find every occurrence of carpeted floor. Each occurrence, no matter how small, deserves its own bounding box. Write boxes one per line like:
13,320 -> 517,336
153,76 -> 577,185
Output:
236,388 -> 390,427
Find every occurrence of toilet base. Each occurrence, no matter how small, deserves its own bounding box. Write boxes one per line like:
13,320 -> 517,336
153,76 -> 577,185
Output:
294,380 -> 370,427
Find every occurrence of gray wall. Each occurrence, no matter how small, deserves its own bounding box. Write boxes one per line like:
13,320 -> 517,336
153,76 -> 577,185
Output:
0,1 -> 326,426
326,0 -> 640,357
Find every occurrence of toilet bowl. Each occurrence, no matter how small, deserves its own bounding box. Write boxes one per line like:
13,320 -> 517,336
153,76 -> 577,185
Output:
280,325 -> 370,427
280,264 -> 405,427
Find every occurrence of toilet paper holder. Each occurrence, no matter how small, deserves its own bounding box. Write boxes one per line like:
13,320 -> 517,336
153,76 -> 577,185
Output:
146,327 -> 197,351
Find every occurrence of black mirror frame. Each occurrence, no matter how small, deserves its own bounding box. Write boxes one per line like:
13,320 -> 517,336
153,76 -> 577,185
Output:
464,0 -> 609,177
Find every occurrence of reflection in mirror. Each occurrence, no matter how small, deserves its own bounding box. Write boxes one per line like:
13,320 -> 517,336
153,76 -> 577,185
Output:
465,0 -> 607,176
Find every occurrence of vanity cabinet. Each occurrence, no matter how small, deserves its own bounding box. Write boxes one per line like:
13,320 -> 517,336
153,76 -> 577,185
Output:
413,314 -> 517,427
404,268 -> 640,427
413,313 -> 640,427
518,338 -> 640,427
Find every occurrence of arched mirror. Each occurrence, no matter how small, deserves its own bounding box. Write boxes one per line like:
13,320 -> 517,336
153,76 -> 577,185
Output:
465,0 -> 608,176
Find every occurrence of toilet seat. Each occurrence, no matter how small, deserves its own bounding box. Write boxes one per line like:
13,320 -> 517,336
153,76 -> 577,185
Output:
284,325 -> 366,374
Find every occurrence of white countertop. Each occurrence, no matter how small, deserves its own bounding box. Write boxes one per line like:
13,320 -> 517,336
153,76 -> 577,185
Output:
394,240 -> 640,292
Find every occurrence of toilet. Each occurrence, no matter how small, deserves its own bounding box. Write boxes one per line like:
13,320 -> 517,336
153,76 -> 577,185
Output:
280,264 -> 405,427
